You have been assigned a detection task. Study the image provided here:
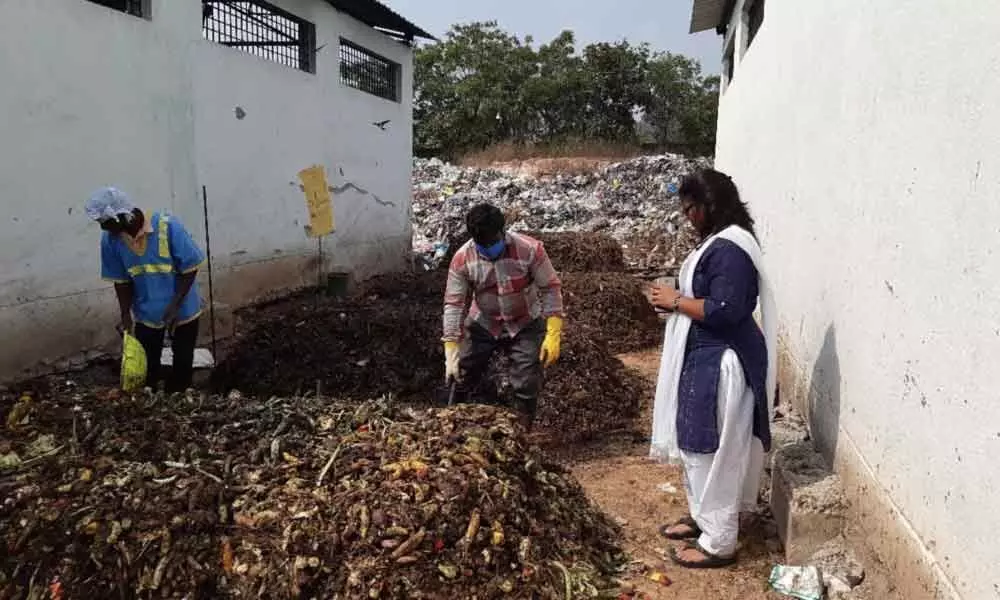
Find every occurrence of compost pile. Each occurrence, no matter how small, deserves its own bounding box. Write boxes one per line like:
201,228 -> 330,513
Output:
560,273 -> 662,354
213,262 -> 655,440
1,387 -> 627,599
443,231 -> 625,274
531,336 -> 647,436
212,271 -> 449,401
412,154 -> 711,273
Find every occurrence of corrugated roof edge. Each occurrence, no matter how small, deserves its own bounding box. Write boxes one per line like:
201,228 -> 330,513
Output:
688,0 -> 736,34
325,0 -> 436,41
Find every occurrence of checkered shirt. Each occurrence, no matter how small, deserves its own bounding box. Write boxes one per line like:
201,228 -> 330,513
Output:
443,232 -> 564,341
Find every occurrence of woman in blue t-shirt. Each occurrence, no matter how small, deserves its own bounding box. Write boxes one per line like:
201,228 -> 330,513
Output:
86,187 -> 205,392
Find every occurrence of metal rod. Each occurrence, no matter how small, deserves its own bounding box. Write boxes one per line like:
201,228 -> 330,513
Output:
202,185 -> 217,361
318,237 -> 324,288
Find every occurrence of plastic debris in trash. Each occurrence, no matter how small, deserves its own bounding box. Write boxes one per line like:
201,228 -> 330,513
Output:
160,347 -> 214,369
647,570 -> 672,586
656,482 -> 678,494
770,565 -> 825,600
410,154 -> 710,273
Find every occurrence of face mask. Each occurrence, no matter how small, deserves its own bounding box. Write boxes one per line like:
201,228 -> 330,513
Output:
475,239 -> 506,261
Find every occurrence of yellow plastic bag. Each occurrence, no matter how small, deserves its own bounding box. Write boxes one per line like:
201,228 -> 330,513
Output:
120,331 -> 147,392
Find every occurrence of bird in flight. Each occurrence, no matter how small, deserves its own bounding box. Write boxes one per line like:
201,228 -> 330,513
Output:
372,120 -> 391,130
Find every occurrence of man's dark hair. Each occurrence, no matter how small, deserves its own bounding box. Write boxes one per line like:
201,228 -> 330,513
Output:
678,169 -> 757,239
466,203 -> 506,244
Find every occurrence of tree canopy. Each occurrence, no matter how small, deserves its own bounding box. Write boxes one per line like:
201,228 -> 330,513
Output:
413,22 -> 720,158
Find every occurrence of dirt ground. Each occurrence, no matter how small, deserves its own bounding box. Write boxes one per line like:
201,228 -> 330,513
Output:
566,350 -> 903,600
558,350 -> 785,599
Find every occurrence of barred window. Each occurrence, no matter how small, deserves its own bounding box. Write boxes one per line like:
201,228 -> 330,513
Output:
202,0 -> 316,73
340,39 -> 400,102
86,0 -> 147,18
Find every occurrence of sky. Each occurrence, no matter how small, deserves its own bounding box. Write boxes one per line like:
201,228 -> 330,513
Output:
381,0 -> 722,74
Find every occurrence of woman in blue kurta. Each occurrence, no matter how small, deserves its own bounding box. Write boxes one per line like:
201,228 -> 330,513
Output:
86,188 -> 205,393
648,170 -> 777,568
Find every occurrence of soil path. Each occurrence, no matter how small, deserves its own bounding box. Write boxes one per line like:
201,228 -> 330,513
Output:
564,350 -> 785,599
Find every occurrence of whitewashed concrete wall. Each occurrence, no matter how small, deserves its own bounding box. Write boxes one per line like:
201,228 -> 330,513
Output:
0,0 -> 413,378
193,0 -> 413,305
713,2 -> 1000,599
0,0 -> 202,377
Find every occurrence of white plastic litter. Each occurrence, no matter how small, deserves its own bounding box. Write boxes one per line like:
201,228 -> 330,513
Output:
160,348 -> 215,369
769,565 -> 825,600
411,155 -> 711,272
656,482 -> 678,494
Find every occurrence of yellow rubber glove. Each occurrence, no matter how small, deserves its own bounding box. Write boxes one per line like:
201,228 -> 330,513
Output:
444,341 -> 461,382
539,316 -> 563,368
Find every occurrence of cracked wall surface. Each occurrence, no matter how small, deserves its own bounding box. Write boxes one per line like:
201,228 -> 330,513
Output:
0,0 -> 413,379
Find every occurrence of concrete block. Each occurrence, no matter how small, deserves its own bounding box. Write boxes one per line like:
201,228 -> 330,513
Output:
760,408 -> 809,504
771,441 -> 848,564
810,535 -> 866,591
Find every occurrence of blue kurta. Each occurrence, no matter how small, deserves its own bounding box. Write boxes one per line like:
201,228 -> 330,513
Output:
677,238 -> 771,454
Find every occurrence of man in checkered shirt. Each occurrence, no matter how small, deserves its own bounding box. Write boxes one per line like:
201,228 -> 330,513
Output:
442,203 -> 565,427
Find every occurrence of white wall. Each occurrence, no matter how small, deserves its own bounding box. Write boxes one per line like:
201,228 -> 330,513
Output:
0,0 -> 201,376
193,0 -> 413,304
0,0 -> 414,378
713,2 -> 1000,598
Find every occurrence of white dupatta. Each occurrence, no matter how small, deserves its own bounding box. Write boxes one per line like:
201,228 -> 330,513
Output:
649,225 -> 777,463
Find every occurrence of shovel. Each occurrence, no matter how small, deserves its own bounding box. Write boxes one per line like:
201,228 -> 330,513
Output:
434,378 -> 474,406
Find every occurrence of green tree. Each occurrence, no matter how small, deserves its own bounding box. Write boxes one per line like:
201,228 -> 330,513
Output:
579,41 -> 651,141
641,53 -> 719,154
414,22 -> 536,155
413,22 -> 718,158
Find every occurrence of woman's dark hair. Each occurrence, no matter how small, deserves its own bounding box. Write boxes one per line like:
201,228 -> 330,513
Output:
466,203 -> 506,244
678,169 -> 757,239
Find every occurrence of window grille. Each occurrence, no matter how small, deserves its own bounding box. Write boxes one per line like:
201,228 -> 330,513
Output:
202,0 -> 316,73
86,0 -> 146,18
340,39 -> 400,102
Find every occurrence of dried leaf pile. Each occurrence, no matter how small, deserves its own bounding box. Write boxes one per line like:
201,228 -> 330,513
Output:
523,233 -> 625,273
211,271 -> 450,401
212,266 -> 655,440
531,336 -> 648,437
1,388 -> 627,599
560,273 -> 663,354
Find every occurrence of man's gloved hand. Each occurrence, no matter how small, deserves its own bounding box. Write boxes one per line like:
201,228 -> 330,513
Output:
539,316 -> 563,368
444,341 -> 461,382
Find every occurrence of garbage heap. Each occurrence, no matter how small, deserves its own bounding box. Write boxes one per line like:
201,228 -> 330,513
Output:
412,154 -> 711,274
212,259 -> 659,441
0,389 -> 626,599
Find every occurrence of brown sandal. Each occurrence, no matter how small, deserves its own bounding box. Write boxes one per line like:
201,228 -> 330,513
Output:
669,541 -> 737,569
658,516 -> 701,540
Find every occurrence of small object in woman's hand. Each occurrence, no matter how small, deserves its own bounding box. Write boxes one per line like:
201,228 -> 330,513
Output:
651,277 -> 677,313
650,284 -> 680,311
